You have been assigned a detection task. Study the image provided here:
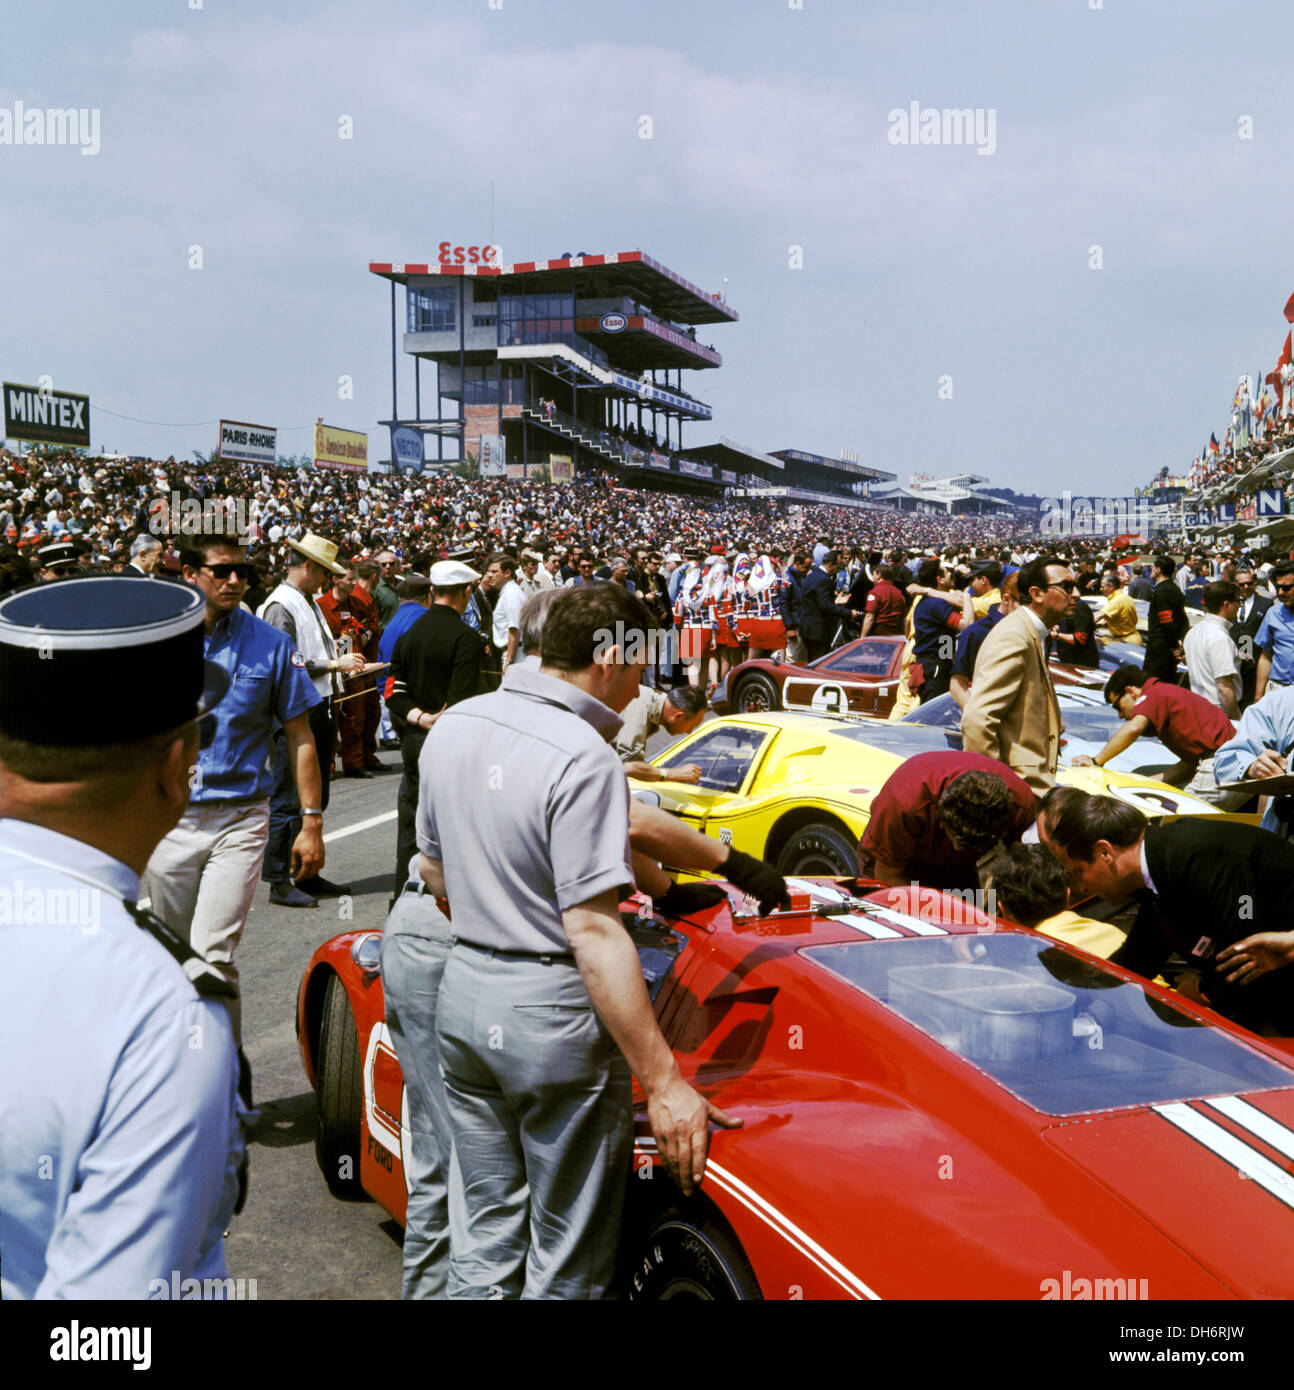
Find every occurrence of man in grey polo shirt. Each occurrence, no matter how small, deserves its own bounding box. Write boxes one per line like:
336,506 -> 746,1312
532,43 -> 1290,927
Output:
415,584 -> 741,1299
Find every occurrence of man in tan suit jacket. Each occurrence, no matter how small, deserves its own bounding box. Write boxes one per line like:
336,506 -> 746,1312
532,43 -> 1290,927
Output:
963,557 -> 1076,795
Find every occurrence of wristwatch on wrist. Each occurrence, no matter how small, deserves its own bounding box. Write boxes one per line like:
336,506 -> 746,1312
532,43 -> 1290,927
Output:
300,808 -> 324,818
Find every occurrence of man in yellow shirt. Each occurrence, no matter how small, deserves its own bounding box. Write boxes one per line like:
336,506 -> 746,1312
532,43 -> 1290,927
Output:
967,561 -> 1002,619
1095,570 -> 1141,645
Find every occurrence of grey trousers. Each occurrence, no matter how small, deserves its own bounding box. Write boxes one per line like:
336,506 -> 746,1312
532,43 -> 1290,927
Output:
436,944 -> 632,1300
380,887 -> 455,1300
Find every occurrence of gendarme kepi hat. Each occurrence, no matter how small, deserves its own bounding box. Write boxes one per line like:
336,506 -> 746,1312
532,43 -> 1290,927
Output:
0,575 -> 228,746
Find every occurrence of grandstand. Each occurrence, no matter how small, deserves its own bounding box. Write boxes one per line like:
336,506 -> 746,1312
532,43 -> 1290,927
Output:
871,472 -> 1015,517
370,249 -> 736,487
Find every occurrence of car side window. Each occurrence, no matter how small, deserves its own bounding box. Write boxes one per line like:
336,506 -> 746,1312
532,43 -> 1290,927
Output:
659,726 -> 769,792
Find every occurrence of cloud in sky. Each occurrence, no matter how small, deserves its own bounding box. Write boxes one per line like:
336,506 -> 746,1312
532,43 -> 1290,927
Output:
1,0 -> 1291,491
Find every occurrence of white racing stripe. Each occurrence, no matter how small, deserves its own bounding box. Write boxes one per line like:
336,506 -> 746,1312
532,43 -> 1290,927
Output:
831,914 -> 903,940
632,1144 -> 880,1300
1154,1102 -> 1294,1210
1202,1095 -> 1294,1162
863,905 -> 948,937
781,880 -> 949,936
784,878 -> 847,901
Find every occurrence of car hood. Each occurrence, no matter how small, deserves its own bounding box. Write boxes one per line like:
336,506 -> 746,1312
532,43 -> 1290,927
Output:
1043,1089 -> 1294,1298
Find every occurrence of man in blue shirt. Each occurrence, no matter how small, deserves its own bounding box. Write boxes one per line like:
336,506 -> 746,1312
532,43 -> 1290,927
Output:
1213,684 -> 1294,836
145,534 -> 323,1043
950,574 -> 1018,708
378,575 -> 432,666
1254,560 -> 1294,701
909,558 -> 962,703
0,576 -> 245,1298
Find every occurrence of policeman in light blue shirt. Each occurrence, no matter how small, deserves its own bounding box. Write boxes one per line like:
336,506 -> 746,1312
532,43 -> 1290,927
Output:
0,576 -> 246,1298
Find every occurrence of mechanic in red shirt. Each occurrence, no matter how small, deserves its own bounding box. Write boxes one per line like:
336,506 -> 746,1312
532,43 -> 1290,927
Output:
859,750 -> 1038,892
856,565 -> 906,637
1070,663 -> 1240,806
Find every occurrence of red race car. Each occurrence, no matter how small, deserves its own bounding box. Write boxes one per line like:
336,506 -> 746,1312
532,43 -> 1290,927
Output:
713,635 -> 1107,718
296,880 -> 1294,1299
714,636 -> 908,716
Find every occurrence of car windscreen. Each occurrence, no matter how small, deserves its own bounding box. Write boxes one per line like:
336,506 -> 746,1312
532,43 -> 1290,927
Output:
899,693 -> 961,729
803,935 -> 1292,1117
656,724 -> 770,792
818,641 -> 899,677
830,721 -> 959,756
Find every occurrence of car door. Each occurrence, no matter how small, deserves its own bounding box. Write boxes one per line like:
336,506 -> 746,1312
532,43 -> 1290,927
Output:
782,639 -> 904,715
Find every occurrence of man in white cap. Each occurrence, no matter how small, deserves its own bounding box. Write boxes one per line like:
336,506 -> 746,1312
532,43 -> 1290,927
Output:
387,560 -> 484,902
258,533 -> 365,906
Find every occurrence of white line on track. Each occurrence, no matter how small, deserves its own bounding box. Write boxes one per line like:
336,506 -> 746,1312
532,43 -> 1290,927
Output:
138,808 -> 399,909
323,809 -> 398,844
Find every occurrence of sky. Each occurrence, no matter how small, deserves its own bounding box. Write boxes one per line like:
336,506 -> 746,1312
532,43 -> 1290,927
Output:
2,0 -> 1292,495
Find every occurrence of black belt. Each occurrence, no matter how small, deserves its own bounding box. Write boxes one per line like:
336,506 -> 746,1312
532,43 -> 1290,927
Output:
450,937 -> 574,964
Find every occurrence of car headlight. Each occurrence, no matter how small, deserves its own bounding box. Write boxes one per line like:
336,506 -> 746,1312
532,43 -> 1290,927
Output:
350,932 -> 383,975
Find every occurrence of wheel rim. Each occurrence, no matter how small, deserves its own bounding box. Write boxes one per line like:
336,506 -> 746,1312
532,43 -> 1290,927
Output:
657,1277 -> 714,1301
738,682 -> 771,712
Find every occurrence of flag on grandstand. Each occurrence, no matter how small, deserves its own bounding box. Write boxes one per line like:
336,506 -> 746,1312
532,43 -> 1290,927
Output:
1209,432 -> 1220,457
1284,290 -> 1294,324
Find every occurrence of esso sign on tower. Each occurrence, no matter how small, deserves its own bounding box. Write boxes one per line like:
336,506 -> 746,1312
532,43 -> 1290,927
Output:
437,242 -> 501,267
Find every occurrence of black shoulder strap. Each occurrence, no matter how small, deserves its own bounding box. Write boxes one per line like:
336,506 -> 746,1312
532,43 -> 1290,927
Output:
123,900 -> 238,1000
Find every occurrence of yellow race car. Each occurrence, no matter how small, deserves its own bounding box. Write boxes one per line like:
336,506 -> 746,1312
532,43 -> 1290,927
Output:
636,711 -> 1231,877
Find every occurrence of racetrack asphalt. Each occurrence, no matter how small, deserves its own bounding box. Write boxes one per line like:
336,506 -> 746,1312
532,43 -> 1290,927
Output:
223,719 -> 692,1299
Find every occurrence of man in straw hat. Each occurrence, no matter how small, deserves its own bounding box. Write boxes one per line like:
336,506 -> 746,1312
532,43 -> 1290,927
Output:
258,531 -> 366,906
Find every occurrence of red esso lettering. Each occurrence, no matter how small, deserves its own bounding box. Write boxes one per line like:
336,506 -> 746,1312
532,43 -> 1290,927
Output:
453,245 -> 466,264
467,246 -> 480,265
438,241 -> 453,265
481,244 -> 499,264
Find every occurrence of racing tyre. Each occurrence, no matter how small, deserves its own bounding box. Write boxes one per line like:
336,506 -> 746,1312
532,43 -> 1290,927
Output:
315,973 -> 366,1199
734,672 -> 781,713
776,823 -> 857,877
629,1206 -> 762,1300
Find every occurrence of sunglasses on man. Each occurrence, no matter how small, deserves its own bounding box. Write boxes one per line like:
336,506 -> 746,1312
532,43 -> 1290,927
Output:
200,562 -> 255,582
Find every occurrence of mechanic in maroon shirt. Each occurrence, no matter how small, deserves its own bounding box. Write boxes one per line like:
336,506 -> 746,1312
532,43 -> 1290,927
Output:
859,750 -> 1038,892
1070,663 -> 1236,796
854,564 -> 907,637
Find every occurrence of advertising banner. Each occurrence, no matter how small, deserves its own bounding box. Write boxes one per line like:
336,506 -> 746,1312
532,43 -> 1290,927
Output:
478,434 -> 506,477
314,423 -> 368,472
4,382 -> 90,448
1258,487 -> 1286,517
389,425 -> 425,474
678,459 -> 713,479
218,419 -> 277,466
550,453 -> 574,480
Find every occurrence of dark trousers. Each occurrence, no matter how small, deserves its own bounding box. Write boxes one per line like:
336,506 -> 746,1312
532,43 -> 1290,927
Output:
804,636 -> 833,662
918,658 -> 952,703
393,725 -> 428,901
263,698 -> 334,883
1142,643 -> 1180,684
